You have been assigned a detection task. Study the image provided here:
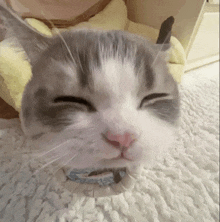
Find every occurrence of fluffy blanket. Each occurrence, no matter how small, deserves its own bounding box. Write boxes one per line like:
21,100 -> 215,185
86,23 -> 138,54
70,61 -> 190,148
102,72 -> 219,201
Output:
0,62 -> 219,222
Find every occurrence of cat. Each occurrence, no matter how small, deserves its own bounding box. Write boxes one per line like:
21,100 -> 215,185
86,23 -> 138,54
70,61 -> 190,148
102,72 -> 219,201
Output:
0,5 -> 179,183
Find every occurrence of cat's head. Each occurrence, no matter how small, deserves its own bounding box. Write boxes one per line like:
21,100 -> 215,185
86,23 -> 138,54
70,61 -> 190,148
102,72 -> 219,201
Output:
0,6 -> 179,172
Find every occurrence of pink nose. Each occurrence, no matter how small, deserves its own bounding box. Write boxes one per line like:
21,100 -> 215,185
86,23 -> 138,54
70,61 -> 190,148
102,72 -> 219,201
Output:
104,131 -> 136,148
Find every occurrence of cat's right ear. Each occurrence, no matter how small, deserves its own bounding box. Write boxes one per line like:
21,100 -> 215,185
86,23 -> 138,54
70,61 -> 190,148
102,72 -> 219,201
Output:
0,5 -> 50,65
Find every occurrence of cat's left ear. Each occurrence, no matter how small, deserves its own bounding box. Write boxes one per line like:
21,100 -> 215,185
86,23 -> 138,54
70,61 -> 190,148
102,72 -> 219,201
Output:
0,5 -> 51,65
156,16 -> 175,52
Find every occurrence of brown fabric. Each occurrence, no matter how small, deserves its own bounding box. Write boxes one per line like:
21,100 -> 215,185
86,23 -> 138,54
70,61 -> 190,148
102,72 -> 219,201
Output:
0,0 -> 110,119
0,1 -> 17,118
0,0 -> 111,119
0,97 -> 19,119
20,0 -> 112,29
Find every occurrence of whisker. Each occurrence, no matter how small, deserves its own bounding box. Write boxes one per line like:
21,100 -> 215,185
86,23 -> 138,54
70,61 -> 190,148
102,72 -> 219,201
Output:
32,138 -> 82,176
58,153 -> 78,169
16,138 -> 73,171
4,154 -> 66,201
151,31 -> 171,68
39,10 -> 75,65
33,138 -> 74,159
76,45 -> 84,73
5,148 -> 79,202
45,153 -> 78,183
32,153 -> 67,176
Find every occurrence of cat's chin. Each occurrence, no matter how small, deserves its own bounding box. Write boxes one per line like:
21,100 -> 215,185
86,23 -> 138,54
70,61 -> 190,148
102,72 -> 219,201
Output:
92,149 -> 142,169
100,159 -> 132,169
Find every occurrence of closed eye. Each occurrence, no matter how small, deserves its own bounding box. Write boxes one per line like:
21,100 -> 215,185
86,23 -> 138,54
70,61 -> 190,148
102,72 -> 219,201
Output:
140,93 -> 170,107
54,96 -> 96,112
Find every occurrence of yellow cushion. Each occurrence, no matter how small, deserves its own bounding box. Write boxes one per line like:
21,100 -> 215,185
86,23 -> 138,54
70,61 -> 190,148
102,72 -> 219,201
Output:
0,0 -> 186,112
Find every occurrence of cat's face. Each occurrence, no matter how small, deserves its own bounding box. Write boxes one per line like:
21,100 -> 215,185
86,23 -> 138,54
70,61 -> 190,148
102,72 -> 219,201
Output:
1,6 -> 179,172
20,30 -> 179,171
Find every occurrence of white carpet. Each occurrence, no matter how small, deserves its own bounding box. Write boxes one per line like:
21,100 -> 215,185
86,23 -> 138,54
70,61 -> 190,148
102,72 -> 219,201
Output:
0,62 -> 219,222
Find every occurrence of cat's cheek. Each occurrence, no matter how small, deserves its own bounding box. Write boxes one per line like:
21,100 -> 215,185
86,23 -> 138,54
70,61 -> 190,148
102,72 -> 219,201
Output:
135,118 -> 176,167
66,113 -> 93,130
125,148 -> 143,162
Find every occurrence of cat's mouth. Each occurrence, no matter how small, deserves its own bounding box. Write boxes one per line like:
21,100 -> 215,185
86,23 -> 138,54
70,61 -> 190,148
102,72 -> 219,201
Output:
67,167 -> 127,186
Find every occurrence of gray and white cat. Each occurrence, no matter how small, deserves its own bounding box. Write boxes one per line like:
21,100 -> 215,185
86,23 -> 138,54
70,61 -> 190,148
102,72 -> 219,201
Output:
0,6 -> 179,180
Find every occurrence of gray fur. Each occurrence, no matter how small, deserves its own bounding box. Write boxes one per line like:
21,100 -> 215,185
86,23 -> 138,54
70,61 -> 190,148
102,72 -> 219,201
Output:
0,5 -> 179,139
19,30 -> 179,131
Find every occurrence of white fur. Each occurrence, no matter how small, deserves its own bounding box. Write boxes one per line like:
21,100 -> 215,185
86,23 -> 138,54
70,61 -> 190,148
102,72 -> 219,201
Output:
31,58 -> 176,173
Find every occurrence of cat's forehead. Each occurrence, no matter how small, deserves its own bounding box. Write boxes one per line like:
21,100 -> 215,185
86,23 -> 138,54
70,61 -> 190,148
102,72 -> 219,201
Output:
32,30 -> 172,95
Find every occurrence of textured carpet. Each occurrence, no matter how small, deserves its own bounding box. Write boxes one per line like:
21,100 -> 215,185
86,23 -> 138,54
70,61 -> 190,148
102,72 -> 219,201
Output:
0,62 -> 219,222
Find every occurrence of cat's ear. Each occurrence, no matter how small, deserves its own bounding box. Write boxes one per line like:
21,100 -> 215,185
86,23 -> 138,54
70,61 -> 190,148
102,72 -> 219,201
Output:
0,5 -> 50,65
156,16 -> 174,52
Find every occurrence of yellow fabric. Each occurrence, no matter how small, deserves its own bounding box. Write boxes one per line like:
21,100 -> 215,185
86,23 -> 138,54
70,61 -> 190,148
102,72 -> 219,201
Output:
0,0 -> 186,112
0,40 -> 32,111
26,18 -> 53,36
